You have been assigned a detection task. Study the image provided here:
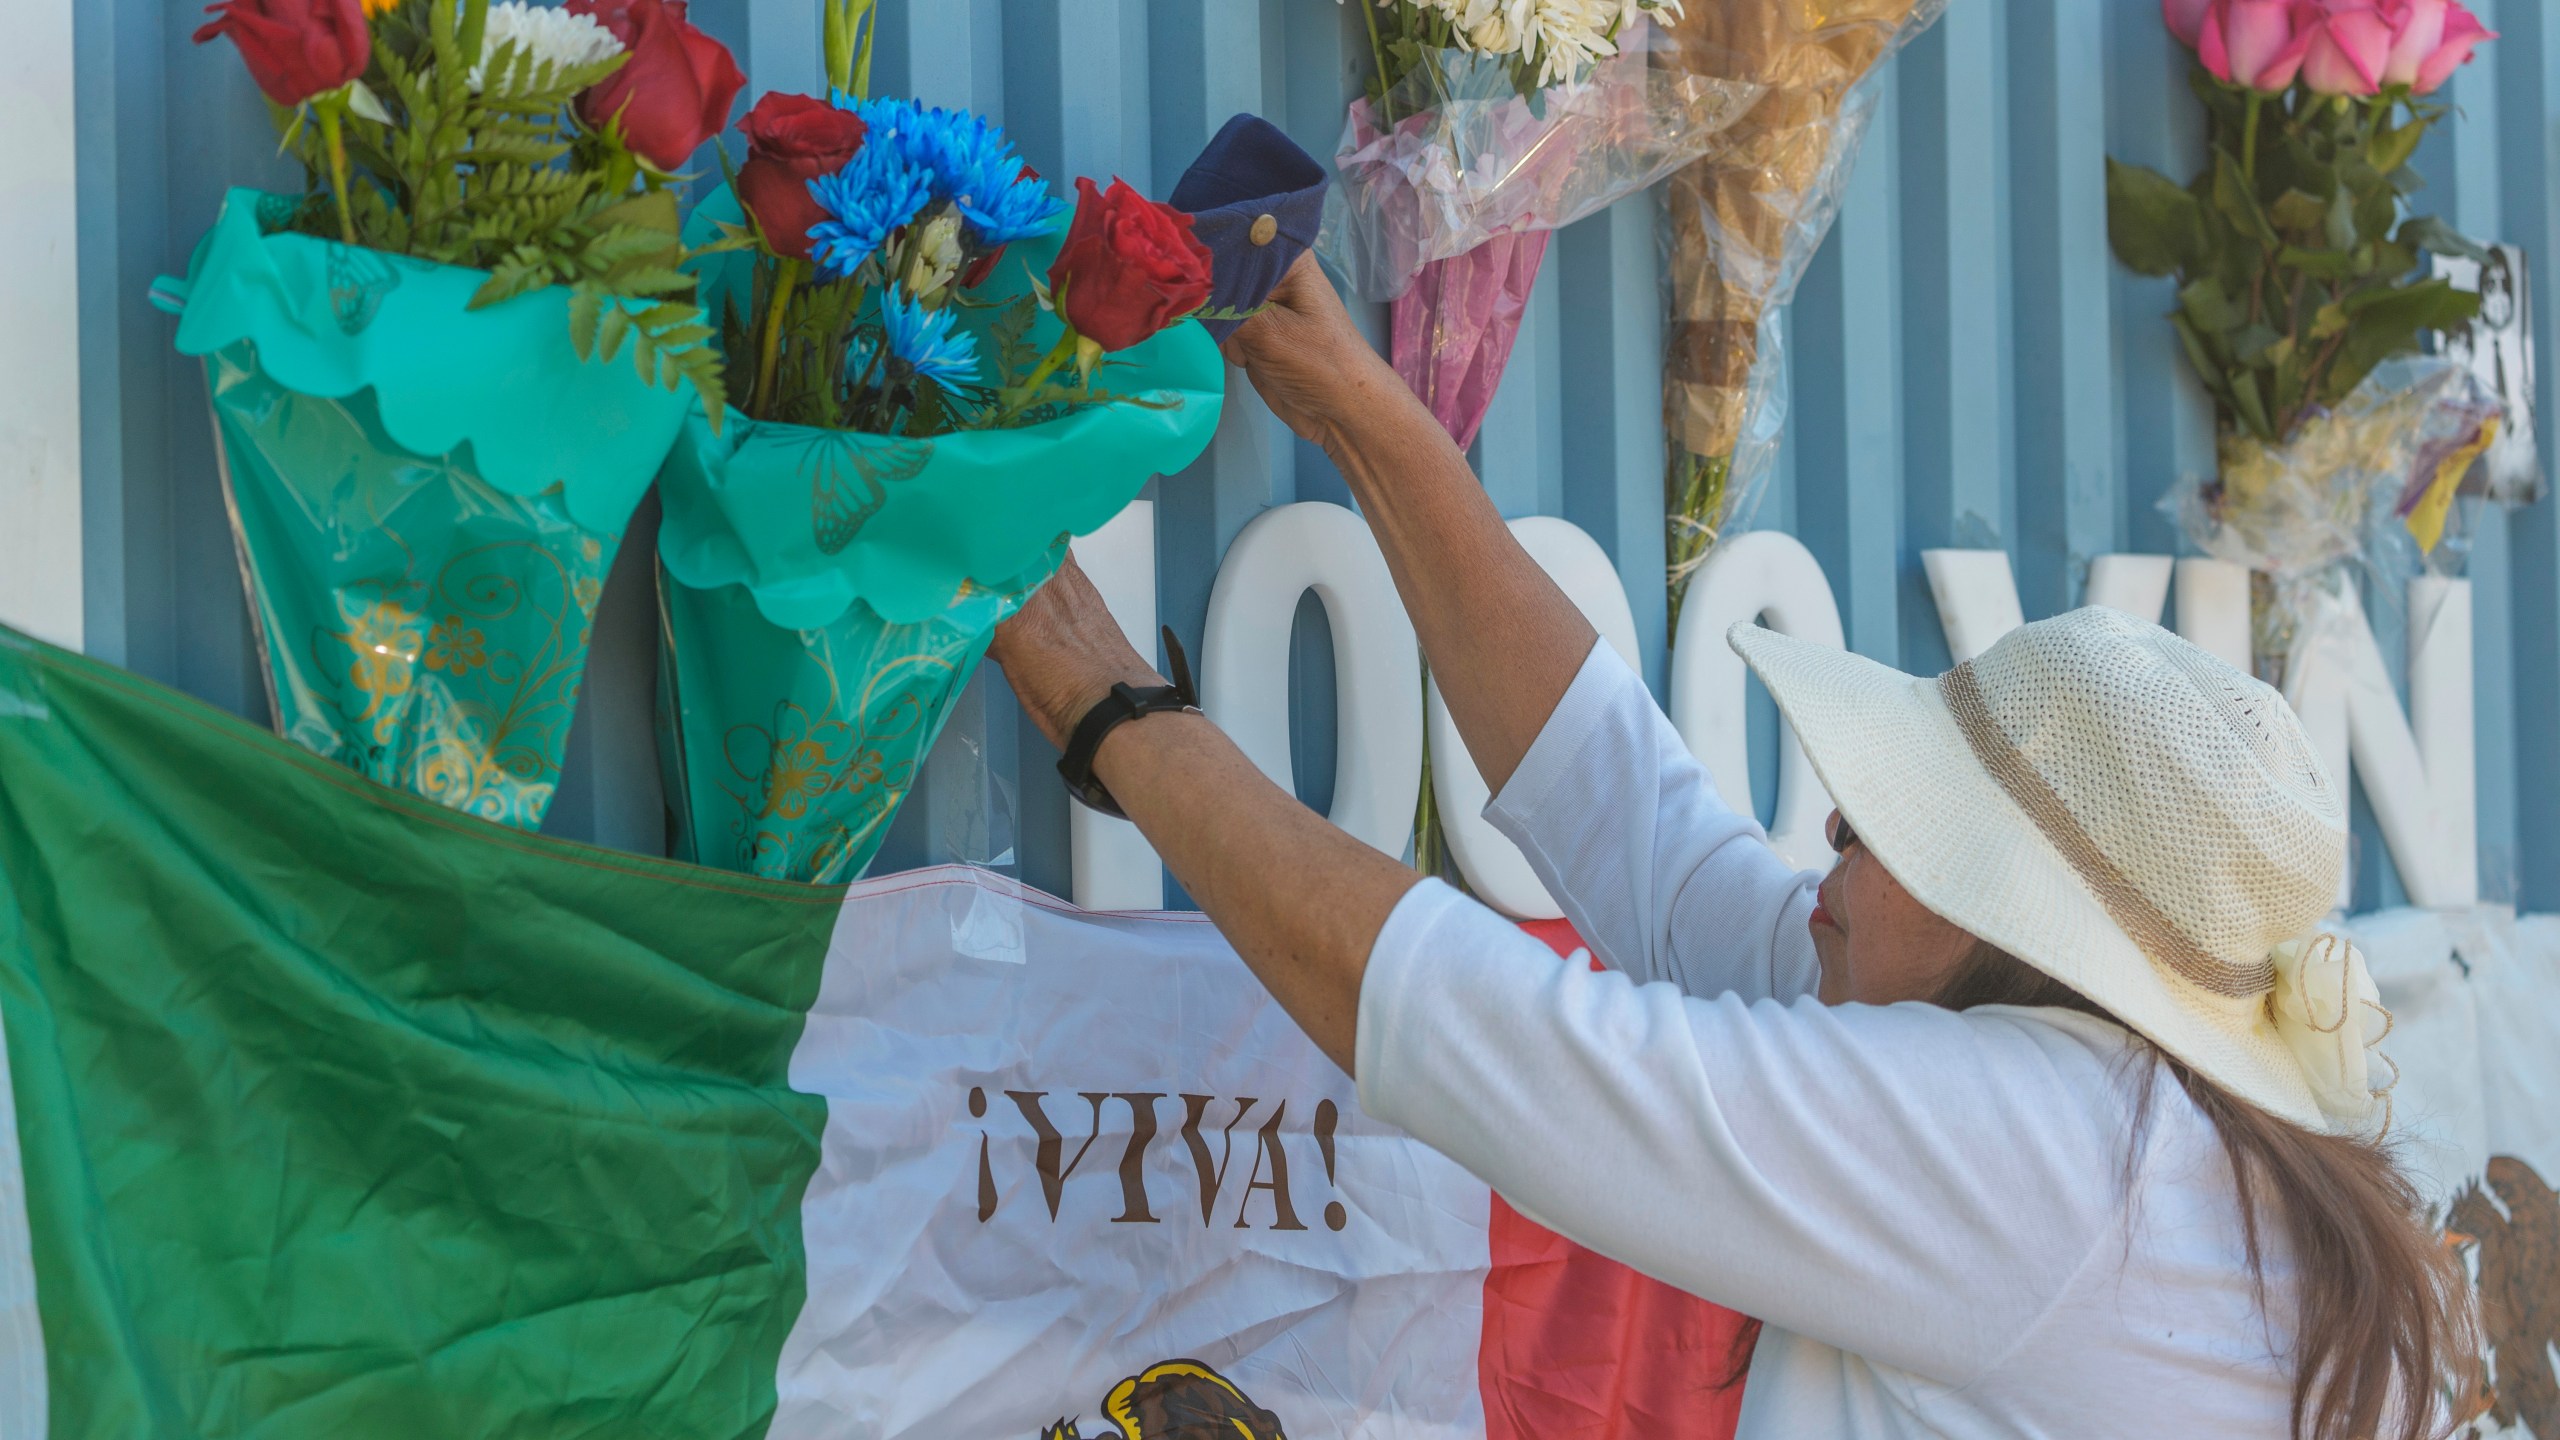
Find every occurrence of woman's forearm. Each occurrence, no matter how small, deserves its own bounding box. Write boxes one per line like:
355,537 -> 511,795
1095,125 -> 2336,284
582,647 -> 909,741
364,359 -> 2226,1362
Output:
1092,710 -> 1420,1075
986,555 -> 1413,1076
1314,362 -> 1596,794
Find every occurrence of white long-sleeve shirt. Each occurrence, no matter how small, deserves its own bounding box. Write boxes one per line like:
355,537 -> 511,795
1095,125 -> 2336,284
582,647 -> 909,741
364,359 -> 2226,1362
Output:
1355,641 -> 2300,1438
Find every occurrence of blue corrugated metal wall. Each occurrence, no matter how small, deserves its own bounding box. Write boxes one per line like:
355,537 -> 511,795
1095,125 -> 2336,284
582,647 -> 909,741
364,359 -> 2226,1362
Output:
70,0 -> 2560,911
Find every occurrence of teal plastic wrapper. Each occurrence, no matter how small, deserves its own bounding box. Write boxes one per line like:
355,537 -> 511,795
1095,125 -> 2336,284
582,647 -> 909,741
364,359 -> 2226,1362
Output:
655,557 -> 1047,883
203,342 -> 616,827
655,204 -> 1225,882
161,189 -> 693,829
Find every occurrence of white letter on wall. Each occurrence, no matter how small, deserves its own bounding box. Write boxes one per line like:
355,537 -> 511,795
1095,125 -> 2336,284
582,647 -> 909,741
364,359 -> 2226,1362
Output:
2173,558 -> 2253,672
1921,549 -> 2026,663
1669,531 -> 1845,871
1428,518 -> 1644,919
2283,581 -> 2477,908
2084,554 -> 2174,625
1200,502 -> 1423,860
1066,502 -> 1166,910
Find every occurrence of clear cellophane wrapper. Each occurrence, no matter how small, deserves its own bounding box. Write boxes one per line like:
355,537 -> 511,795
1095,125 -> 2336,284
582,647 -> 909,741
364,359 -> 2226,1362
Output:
2167,356 -> 2504,674
1656,0 -> 1947,594
1318,19 -> 1760,305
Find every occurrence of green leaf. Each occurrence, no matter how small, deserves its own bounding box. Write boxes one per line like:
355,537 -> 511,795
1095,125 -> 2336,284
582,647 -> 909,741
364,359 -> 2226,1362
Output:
2228,368 -> 2274,442
2353,180 -> 2400,246
2267,189 -> 2327,235
568,287 -> 601,358
2229,324 -> 2285,365
595,304 -> 631,364
2106,159 -> 2208,277
2396,214 -> 2488,263
2212,148 -> 2279,250
2318,277 -> 2483,405
2367,119 -> 2425,178
2168,312 -> 2239,411
2278,245 -> 2357,280
2179,275 -> 2245,335
2325,184 -> 2360,252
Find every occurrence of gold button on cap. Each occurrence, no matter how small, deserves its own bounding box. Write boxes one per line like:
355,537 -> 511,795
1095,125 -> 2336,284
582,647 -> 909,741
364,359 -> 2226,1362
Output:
1249,213 -> 1279,246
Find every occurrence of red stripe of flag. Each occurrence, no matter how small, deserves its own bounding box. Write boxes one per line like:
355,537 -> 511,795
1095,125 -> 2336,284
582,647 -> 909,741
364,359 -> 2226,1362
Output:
1475,919 -> 1751,1440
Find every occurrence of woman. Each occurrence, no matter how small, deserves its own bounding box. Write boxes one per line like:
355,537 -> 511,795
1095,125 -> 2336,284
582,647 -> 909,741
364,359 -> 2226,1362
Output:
987,255 -> 2476,1439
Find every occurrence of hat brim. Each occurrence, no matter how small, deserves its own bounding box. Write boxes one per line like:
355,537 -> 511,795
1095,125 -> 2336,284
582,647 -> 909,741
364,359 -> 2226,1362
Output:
1728,624 -> 2329,1133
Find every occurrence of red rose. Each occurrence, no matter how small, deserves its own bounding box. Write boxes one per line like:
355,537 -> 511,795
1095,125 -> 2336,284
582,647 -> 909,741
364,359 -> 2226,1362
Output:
1047,176 -> 1214,352
737,92 -> 867,261
568,0 -> 745,173
193,0 -> 370,109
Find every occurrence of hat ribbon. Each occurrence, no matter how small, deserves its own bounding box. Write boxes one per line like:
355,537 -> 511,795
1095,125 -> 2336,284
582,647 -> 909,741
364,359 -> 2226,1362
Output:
2266,933 -> 2397,1133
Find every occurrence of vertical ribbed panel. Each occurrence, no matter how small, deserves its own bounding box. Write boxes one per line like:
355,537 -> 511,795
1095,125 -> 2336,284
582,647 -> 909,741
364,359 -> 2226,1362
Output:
68,0 -> 2560,904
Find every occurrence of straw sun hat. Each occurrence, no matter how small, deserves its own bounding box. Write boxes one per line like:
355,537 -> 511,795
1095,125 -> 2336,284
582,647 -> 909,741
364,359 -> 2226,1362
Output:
1730,606 -> 2391,1137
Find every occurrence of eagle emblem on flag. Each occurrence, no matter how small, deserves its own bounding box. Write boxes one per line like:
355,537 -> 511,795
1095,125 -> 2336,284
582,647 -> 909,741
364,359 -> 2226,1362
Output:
1042,1360 -> 1287,1440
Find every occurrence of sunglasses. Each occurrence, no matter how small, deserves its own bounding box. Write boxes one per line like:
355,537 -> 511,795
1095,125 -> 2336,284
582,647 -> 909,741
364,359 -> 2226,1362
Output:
1827,812 -> 1861,856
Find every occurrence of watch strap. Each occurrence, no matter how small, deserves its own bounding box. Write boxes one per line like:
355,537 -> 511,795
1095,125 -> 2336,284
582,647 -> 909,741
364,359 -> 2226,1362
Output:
1056,626 -> 1201,819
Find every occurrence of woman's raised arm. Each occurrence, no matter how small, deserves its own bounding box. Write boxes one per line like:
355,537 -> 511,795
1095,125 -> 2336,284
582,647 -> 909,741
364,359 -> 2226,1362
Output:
1219,255 -> 1593,794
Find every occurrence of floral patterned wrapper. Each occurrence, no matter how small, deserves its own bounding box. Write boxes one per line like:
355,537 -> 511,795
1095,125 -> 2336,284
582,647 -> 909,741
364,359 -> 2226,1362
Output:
159,189 -> 692,829
202,343 -> 622,827
655,212 -> 1224,884
654,546 -> 1047,885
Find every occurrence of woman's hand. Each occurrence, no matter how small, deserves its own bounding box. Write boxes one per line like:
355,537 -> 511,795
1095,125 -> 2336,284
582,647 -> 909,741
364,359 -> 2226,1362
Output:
1220,253 -> 1411,449
987,553 -> 1165,751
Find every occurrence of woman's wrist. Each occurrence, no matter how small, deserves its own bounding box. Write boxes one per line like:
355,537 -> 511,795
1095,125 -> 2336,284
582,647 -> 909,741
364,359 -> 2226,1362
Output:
1014,654 -> 1168,753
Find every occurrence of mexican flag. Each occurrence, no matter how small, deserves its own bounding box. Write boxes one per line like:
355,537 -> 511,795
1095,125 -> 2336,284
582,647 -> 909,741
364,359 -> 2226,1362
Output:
0,626 -> 1747,1437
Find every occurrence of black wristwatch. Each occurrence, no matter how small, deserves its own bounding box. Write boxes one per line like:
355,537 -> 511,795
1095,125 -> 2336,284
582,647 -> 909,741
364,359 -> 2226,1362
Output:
1056,626 -> 1202,819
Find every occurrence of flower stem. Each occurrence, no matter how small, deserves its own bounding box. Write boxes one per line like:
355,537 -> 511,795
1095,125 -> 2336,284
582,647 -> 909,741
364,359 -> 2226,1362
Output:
316,97 -> 357,246
1362,0 -> 1395,125
853,3 -> 877,100
754,257 -> 802,417
2241,89 -> 2262,184
996,329 -> 1082,426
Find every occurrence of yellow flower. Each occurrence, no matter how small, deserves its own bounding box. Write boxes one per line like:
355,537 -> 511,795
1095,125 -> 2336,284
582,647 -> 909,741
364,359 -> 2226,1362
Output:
361,0 -> 397,15
339,600 -> 423,703
763,740 -> 837,821
423,616 -> 488,676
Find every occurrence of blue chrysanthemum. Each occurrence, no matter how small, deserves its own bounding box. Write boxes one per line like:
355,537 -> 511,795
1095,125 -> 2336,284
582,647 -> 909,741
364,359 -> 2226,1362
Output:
834,93 -> 1068,248
876,285 -> 980,390
806,140 -> 934,281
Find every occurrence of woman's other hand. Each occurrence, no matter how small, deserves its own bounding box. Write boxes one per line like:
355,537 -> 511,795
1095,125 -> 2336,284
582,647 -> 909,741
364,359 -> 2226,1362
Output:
987,553 -> 1165,751
1220,253 -> 1408,449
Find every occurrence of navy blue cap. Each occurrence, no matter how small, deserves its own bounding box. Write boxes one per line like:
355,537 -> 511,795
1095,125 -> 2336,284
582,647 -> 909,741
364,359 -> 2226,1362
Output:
1170,114 -> 1331,343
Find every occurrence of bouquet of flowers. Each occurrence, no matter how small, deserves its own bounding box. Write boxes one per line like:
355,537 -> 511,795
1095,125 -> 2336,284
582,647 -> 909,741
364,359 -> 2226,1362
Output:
2109,0 -> 2498,669
651,8 -> 1225,883
1652,0 -> 1943,628
161,0 -> 741,829
1321,0 -> 1756,449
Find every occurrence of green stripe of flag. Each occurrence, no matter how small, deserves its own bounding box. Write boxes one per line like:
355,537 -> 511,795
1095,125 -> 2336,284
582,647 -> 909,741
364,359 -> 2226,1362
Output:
0,628 -> 842,1436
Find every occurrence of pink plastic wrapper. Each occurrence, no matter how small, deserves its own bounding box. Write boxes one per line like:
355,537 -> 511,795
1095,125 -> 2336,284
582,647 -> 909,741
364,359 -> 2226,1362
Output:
1392,232 -> 1549,450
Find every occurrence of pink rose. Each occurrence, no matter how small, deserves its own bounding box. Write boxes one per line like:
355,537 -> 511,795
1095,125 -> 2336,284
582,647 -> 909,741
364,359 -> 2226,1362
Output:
2296,1 -> 2393,96
2164,0 -> 2215,48
2380,0 -> 2495,94
2199,0 -> 2314,92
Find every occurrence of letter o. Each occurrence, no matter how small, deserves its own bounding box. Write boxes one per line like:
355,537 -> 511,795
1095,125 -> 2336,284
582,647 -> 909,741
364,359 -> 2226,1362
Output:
1428,518 -> 1643,920
1669,531 -> 1844,871
1201,503 -> 1423,859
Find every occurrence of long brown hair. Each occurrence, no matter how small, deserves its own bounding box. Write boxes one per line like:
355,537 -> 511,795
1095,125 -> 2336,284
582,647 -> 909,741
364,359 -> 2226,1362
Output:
1721,942 -> 2481,1439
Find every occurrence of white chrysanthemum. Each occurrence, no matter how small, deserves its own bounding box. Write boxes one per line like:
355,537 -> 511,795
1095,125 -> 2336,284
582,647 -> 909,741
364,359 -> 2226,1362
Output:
470,3 -> 625,92
1522,0 -> 1618,86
